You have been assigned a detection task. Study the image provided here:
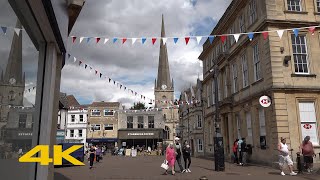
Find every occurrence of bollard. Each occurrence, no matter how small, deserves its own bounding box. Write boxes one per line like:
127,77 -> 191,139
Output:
296,152 -> 302,173
199,176 -> 208,180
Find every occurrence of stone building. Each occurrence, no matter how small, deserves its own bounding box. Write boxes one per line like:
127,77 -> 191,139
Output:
199,0 -> 320,165
118,110 -> 166,149
87,102 -> 121,148
178,79 -> 206,157
154,15 -> 179,144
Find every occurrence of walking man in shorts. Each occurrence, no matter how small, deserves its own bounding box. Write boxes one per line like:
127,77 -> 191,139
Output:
278,137 -> 297,176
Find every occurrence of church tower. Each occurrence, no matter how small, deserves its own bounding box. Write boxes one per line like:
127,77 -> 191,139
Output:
0,19 -> 25,107
154,15 -> 174,108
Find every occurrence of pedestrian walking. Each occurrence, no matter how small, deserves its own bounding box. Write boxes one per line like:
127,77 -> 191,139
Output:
300,136 -> 316,173
232,139 -> 239,164
240,138 -> 247,166
278,137 -> 297,176
164,143 -> 176,175
174,137 -> 185,173
96,146 -> 102,162
88,145 -> 96,169
182,141 -> 192,173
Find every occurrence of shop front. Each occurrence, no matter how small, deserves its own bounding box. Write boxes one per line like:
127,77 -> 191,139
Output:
86,138 -> 118,151
118,129 -> 164,150
3,128 -> 33,152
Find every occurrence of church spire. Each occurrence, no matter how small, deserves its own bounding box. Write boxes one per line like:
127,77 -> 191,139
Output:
156,14 -> 172,90
4,19 -> 23,84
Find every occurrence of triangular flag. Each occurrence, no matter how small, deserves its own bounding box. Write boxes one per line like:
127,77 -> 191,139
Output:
99,73 -> 102,78
208,36 -> 214,44
122,38 -> 127,44
72,36 -> 77,43
277,30 -> 284,39
95,70 -> 98,74
196,36 -> 202,44
14,28 -> 21,36
293,29 -> 299,37
73,57 -> 77,62
104,38 -> 109,44
248,33 -> 254,41
162,38 -> 167,45
142,37 -> 146,44
67,54 -> 71,59
173,37 -> 179,44
1,26 -> 7,34
79,61 -> 82,66
108,78 -> 111,82
220,35 -> 227,43
233,34 -> 240,42
85,64 -> 87,69
152,38 -> 157,45
120,85 -> 122,89
96,37 -> 101,43
79,37 -> 84,43
113,38 -> 118,43
114,81 -> 116,85
309,27 -> 316,35
132,38 -> 137,44
185,37 -> 190,44
262,32 -> 269,40
86,37 -> 91,43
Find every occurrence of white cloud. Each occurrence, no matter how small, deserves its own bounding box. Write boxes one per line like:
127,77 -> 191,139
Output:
62,0 -> 231,107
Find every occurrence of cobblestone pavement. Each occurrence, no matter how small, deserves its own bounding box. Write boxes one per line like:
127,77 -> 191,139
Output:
54,155 -> 319,180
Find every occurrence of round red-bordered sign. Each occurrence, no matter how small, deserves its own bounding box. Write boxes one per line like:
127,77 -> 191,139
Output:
259,95 -> 271,107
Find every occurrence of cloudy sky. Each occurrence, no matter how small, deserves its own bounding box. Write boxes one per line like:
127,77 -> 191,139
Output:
0,0 -> 231,108
61,0 -> 231,108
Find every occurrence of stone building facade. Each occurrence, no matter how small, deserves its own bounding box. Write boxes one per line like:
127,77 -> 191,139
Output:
199,0 -> 320,165
87,102 -> 121,148
178,79 -> 206,157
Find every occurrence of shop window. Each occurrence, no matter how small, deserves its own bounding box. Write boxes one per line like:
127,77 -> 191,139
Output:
18,114 -> 27,128
259,109 -> 267,149
91,109 -> 101,116
148,116 -> 154,128
197,139 -> 203,152
104,109 -> 114,116
299,102 -> 319,145
138,116 -> 144,128
127,116 -> 133,128
104,124 -> 113,131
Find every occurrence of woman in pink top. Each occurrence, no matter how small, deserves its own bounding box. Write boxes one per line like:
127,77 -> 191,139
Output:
165,143 -> 176,175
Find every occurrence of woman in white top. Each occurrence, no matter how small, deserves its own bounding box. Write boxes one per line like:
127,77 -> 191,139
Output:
278,137 -> 297,176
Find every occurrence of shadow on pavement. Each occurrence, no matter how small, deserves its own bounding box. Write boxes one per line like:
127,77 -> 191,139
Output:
54,172 -> 71,180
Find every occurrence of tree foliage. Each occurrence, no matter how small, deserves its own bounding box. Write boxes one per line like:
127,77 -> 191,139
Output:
130,102 -> 146,110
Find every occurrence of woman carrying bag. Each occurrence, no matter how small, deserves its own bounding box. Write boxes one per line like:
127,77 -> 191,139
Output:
163,143 -> 176,175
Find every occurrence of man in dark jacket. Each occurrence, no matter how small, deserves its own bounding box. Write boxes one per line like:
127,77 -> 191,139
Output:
182,141 -> 192,173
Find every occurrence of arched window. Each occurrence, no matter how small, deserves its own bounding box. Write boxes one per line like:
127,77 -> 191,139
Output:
165,126 -> 170,140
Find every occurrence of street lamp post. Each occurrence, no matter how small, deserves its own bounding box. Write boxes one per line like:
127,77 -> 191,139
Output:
211,65 -> 224,171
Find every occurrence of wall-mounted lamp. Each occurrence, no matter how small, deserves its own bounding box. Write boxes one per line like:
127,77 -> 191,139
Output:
284,55 -> 291,65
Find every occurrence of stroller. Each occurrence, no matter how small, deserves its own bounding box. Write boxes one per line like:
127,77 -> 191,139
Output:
117,148 -> 124,156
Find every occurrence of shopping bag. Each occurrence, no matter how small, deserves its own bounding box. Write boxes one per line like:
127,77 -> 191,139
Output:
161,160 -> 169,170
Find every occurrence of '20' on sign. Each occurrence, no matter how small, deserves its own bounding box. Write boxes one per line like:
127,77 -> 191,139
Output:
19,145 -> 84,165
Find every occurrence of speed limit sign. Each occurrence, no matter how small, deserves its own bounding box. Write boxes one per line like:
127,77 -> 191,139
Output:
259,95 -> 271,107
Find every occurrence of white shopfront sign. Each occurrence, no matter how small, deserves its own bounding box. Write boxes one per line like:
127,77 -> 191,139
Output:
128,132 -> 154,136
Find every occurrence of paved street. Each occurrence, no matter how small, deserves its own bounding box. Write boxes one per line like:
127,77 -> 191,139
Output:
54,155 -> 319,180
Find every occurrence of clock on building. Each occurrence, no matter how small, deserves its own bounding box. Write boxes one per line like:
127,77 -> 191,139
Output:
161,84 -> 167,90
9,78 -> 16,85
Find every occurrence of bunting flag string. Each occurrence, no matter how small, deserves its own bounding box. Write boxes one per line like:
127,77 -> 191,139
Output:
0,25 -> 24,35
67,54 -> 198,105
69,25 -> 319,45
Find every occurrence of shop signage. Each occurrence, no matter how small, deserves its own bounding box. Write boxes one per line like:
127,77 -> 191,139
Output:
259,95 -> 271,107
18,132 -> 32,136
128,132 -> 154,136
